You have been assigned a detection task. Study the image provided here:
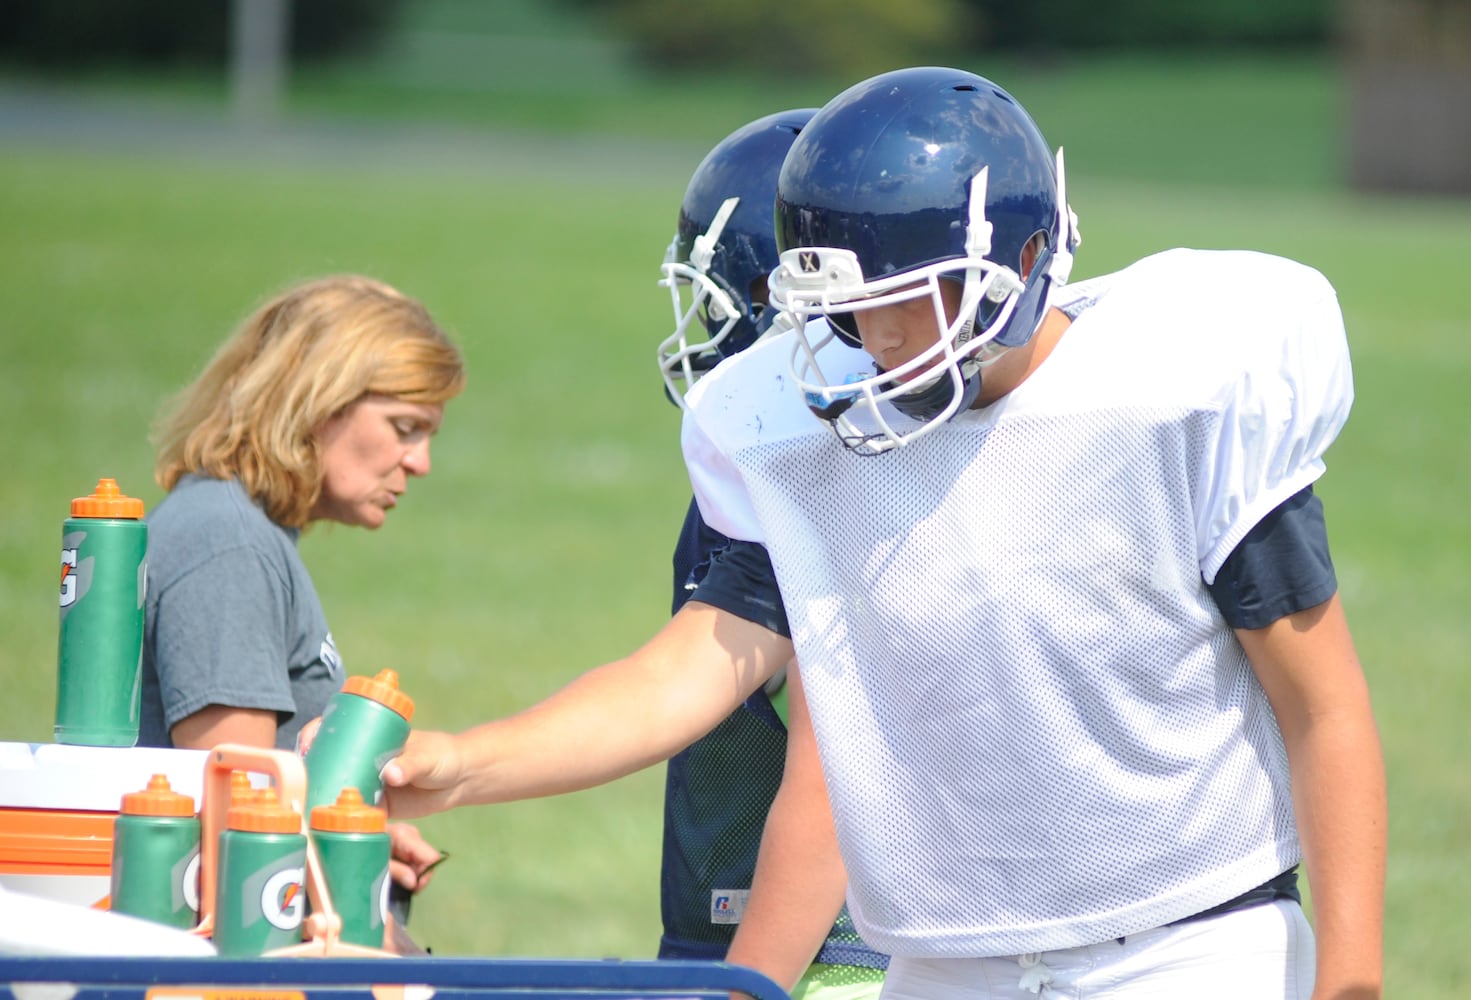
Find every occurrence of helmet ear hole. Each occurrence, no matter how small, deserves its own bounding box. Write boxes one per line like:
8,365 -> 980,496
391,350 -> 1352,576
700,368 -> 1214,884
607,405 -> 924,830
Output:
1020,230 -> 1049,279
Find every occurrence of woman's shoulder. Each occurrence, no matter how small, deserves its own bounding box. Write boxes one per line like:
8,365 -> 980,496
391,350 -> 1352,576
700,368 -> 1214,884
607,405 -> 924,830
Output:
151,475 -> 258,528
148,476 -> 295,570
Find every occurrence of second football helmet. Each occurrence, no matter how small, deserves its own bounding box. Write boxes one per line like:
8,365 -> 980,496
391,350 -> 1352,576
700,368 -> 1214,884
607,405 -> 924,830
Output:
658,108 -> 816,406
769,66 -> 1081,454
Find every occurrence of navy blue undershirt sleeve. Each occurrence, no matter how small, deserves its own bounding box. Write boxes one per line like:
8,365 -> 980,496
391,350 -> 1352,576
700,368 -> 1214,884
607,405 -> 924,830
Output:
671,497 -> 732,616
1208,485 -> 1339,630
686,537 -> 790,638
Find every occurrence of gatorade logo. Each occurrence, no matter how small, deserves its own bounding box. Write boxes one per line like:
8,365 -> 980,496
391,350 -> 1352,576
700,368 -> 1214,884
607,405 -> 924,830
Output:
261,867 -> 306,931
181,851 -> 202,915
59,547 -> 81,608
376,866 -> 392,927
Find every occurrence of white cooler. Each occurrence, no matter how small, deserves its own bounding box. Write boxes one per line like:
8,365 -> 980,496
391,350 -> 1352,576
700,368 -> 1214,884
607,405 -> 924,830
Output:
0,741 -> 208,908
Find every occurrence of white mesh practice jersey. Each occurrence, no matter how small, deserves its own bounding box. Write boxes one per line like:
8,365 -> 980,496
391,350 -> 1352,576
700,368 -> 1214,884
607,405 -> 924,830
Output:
681,248 -> 1354,957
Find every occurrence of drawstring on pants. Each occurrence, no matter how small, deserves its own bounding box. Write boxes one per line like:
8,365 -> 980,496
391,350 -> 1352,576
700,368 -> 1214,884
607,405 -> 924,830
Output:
1018,953 -> 1055,994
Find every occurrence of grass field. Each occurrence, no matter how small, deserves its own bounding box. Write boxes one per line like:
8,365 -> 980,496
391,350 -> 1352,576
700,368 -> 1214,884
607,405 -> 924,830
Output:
1,46 -> 1468,995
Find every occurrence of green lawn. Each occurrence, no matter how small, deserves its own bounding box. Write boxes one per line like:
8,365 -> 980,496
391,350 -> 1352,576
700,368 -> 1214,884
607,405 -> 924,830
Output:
0,48 -> 1467,996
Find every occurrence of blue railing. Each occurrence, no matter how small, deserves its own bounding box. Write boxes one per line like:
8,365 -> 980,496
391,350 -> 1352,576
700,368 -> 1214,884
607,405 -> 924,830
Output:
0,955 -> 790,1000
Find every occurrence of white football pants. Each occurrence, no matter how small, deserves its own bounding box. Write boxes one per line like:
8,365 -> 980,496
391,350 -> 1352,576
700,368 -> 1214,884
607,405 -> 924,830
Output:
878,900 -> 1315,1000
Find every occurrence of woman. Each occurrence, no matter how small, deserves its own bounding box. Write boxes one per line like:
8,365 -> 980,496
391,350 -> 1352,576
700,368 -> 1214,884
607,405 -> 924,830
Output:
139,274 -> 465,903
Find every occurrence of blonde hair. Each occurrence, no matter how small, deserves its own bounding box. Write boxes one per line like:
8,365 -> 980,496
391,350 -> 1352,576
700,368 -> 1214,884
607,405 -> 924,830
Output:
153,275 -> 466,528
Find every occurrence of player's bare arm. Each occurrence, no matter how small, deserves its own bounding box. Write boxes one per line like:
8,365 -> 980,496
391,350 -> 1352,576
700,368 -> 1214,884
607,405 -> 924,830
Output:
1238,593 -> 1386,1000
381,601 -> 795,818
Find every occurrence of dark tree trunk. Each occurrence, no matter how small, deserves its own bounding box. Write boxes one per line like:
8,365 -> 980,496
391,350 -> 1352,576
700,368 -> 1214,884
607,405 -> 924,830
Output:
1342,0 -> 1471,194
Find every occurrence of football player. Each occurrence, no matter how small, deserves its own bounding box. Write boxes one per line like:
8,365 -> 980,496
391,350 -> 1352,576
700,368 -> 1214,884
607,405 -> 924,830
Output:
384,66 -> 1384,1000
656,109 -> 888,999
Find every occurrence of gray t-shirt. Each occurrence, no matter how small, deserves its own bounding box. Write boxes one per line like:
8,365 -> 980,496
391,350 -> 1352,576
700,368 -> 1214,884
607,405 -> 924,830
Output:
138,475 -> 343,750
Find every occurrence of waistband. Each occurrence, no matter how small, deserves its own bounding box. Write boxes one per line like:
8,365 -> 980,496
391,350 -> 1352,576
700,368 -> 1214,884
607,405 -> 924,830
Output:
1169,866 -> 1301,926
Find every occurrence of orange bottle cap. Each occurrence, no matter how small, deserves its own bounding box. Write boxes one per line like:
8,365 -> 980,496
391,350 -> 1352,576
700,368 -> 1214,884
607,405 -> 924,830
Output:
226,786 -> 302,834
229,770 -> 255,803
120,774 -> 195,817
71,478 -> 144,519
309,787 -> 387,833
342,669 -> 415,721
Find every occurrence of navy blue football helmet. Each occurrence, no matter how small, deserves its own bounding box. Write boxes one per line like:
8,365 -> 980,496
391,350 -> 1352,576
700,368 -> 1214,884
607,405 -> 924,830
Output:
769,67 -> 1080,454
658,108 -> 817,407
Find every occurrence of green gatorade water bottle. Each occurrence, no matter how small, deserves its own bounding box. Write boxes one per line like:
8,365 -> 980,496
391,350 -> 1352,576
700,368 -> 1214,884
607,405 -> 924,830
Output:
110,774 -> 201,929
310,787 -> 391,948
213,787 -> 307,956
304,669 -> 414,812
55,478 -> 147,746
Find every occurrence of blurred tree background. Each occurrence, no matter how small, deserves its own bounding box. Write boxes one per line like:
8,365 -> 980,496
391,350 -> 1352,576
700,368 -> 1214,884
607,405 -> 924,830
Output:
0,0 -> 401,67
0,0 -> 1334,75
584,0 -> 1330,75
3,0 -> 1463,192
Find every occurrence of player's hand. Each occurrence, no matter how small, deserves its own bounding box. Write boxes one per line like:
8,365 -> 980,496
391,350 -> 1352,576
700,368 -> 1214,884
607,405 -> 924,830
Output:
386,821 -> 446,893
379,729 -> 464,818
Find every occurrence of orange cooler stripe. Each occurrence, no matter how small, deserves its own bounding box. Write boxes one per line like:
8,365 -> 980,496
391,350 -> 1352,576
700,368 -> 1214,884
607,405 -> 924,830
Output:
0,808 -> 115,873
